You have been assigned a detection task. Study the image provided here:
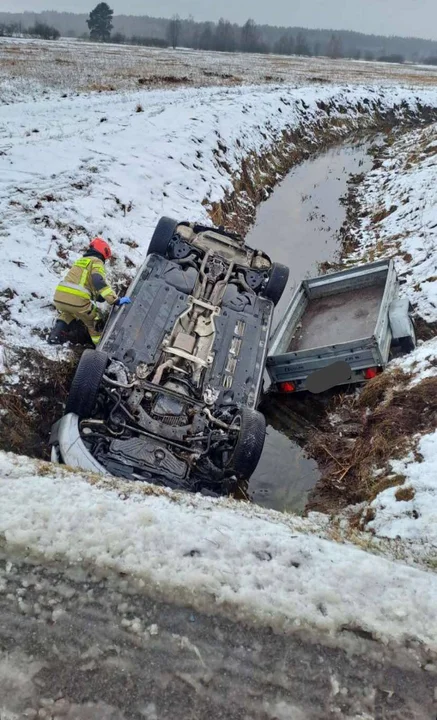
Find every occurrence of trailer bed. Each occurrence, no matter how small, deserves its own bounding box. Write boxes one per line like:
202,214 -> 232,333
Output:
288,283 -> 386,352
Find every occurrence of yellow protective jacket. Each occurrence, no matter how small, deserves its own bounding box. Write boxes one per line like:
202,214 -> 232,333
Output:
54,255 -> 118,308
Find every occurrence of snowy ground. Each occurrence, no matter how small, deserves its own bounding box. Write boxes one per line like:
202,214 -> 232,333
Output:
2,36 -> 437,101
2,450 -> 437,652
337,123 -> 437,552
347,124 -> 437,322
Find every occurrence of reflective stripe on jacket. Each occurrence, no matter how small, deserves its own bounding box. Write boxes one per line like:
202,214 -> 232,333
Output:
54,256 -> 117,307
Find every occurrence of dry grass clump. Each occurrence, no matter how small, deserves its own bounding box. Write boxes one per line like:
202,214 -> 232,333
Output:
358,367 -> 411,409
307,371 -> 437,510
395,486 -> 415,502
371,204 -> 398,224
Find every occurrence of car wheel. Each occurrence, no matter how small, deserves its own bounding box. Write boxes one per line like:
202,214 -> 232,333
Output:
228,407 -> 266,480
147,216 -> 179,257
263,263 -> 290,306
65,349 -> 108,418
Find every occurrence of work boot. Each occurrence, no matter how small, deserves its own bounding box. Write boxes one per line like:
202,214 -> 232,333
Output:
67,320 -> 94,347
47,319 -> 70,345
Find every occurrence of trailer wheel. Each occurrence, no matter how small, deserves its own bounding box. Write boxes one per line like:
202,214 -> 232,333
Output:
228,408 -> 266,480
397,316 -> 417,355
399,332 -> 416,354
147,217 -> 179,257
263,263 -> 290,306
65,349 -> 108,418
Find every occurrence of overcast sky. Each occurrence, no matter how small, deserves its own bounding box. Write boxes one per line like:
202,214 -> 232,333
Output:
3,0 -> 437,41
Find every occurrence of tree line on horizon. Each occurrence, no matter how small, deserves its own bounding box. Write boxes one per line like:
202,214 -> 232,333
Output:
2,4 -> 437,65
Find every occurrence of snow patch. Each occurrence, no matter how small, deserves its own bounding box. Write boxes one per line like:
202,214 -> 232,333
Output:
369,430 -> 437,547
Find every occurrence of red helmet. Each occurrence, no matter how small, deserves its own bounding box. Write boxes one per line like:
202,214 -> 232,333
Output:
90,237 -> 111,260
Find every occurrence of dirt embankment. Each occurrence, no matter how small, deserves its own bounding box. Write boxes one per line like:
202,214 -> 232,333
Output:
0,348 -> 79,459
306,371 -> 437,515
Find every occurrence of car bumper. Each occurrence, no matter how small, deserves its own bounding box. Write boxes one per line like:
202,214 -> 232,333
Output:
51,413 -> 108,475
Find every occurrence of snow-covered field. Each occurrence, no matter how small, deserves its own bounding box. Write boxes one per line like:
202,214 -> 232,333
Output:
2,36 -> 437,100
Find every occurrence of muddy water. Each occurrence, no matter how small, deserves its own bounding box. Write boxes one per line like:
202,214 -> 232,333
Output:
246,138 -> 379,513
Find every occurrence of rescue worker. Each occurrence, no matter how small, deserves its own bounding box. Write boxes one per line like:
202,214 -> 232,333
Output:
48,237 -> 131,346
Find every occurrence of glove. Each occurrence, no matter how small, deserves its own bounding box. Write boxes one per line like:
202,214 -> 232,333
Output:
116,296 -> 131,306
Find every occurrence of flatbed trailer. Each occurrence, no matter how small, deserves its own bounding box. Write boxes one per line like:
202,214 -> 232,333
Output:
266,259 -> 416,394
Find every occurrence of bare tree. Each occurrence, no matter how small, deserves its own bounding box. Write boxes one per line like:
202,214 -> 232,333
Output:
326,33 -> 343,59
241,18 -> 259,53
295,32 -> 311,56
274,33 -> 294,56
214,18 -> 236,52
167,14 -> 181,49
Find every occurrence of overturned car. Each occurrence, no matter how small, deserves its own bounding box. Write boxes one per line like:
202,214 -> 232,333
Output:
51,218 -> 289,495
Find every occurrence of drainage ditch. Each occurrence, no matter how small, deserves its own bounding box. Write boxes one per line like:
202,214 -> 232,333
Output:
245,136 -> 384,513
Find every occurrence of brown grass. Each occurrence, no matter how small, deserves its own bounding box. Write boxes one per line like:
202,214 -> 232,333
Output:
307,372 -> 437,511
369,474 -> 406,502
84,83 -> 116,92
358,368 -> 410,409
395,486 -> 415,502
371,205 -> 398,224
414,316 -> 437,342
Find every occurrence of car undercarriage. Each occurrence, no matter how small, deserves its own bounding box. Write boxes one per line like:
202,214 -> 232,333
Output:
51,218 -> 289,495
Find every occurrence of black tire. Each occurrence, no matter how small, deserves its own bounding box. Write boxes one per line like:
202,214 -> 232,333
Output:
65,349 -> 108,418
147,216 -> 179,257
228,407 -> 266,480
263,263 -> 290,306
399,334 -> 416,354
398,317 -> 417,355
